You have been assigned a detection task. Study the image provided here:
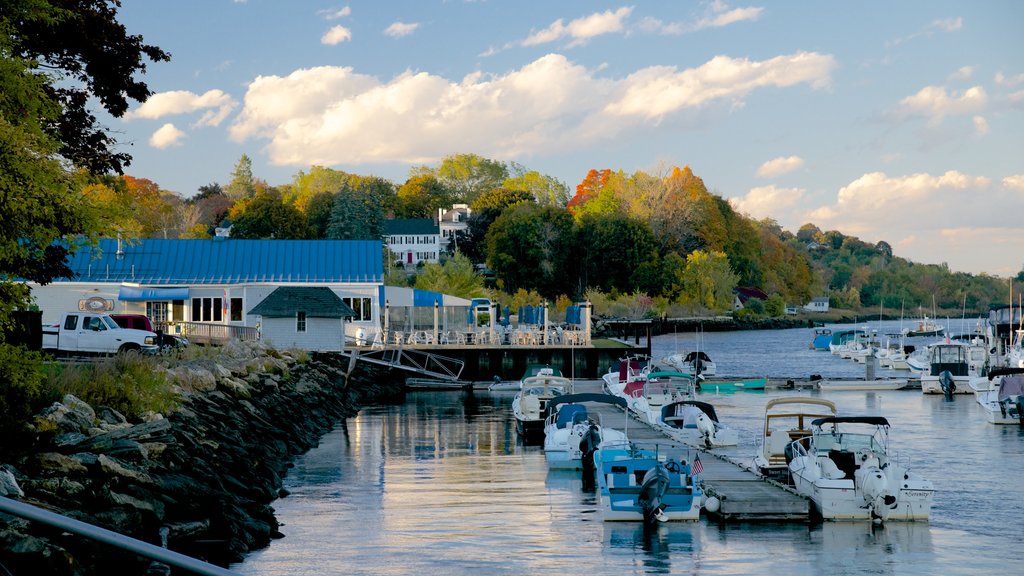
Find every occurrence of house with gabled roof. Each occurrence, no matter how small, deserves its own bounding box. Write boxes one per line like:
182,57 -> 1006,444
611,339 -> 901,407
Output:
384,218 -> 440,269
27,238 -> 383,345
248,286 -> 356,351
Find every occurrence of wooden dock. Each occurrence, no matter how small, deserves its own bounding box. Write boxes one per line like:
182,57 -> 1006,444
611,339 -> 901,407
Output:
571,379 -> 810,522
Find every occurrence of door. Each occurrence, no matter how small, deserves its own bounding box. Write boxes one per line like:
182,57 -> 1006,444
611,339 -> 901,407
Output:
77,314 -> 108,353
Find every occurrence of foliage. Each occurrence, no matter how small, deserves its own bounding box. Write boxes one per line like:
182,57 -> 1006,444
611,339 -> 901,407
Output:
327,177 -> 395,240
397,174 -> 455,218
676,250 -> 739,312
224,154 -> 256,200
413,252 -> 488,299
229,189 -> 309,239
503,170 -> 571,207
765,294 -> 785,317
744,297 -> 765,315
457,188 -> 537,264
43,353 -> 179,419
0,344 -> 47,460
413,153 -> 509,205
574,212 -> 657,295
485,203 -> 575,299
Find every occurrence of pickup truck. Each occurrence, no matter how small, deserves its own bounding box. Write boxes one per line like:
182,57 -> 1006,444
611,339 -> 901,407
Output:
110,314 -> 188,352
42,312 -> 159,356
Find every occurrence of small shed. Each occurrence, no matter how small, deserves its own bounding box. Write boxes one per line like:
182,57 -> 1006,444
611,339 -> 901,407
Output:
249,287 -> 355,352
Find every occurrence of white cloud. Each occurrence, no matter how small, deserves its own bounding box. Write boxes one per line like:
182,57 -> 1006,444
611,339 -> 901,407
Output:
385,22 -> 420,38
756,155 -> 805,178
319,6 -> 351,20
228,52 -> 834,167
947,66 -> 973,82
1003,174 -> 1024,190
995,71 -> 1024,87
929,17 -> 963,32
898,85 -> 987,125
694,2 -> 764,31
605,52 -> 835,119
149,123 -> 185,148
522,7 -> 633,47
321,25 -> 352,45
125,89 -> 237,127
973,115 -> 989,135
729,185 -> 805,221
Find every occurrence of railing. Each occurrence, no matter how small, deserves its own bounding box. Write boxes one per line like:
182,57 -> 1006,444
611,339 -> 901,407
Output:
157,322 -> 260,345
0,495 -> 239,576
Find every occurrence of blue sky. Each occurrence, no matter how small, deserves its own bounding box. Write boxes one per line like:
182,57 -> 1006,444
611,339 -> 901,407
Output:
108,1 -> 1023,277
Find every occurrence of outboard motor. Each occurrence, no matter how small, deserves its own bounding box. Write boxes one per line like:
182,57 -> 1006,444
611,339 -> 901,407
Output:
638,463 -> 671,524
695,412 -> 716,448
939,370 -> 956,399
579,424 -> 602,492
856,455 -> 896,521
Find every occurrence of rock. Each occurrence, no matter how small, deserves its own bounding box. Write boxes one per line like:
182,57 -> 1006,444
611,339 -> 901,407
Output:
98,406 -> 129,427
0,468 -> 24,497
34,452 -> 89,476
36,402 -> 93,435
62,394 -> 96,423
97,454 -> 152,485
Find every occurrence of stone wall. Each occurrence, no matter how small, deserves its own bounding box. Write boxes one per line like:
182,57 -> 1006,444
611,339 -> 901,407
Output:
0,342 -> 403,575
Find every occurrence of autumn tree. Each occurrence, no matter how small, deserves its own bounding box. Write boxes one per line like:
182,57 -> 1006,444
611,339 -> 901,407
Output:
396,174 -> 456,218
502,170 -> 571,207
229,189 -> 309,239
676,250 -> 739,312
414,252 -> 488,299
412,153 -> 508,204
224,154 -> 256,200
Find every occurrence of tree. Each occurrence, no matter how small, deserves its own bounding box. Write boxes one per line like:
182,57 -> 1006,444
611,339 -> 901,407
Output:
485,204 -> 575,298
574,213 -> 656,295
502,170 -> 571,207
224,154 -> 256,200
456,188 -> 536,263
414,252 -> 488,299
412,153 -> 508,204
229,189 -> 309,239
677,250 -> 739,312
397,174 -> 455,218
327,177 -> 395,240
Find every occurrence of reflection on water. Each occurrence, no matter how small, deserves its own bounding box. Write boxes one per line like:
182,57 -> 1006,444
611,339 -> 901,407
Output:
236,325 -> 1024,576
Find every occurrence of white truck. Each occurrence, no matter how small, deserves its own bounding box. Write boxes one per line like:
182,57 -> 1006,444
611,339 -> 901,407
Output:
42,312 -> 159,356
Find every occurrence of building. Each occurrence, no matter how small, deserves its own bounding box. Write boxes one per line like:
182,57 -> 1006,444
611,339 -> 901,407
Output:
384,218 -> 441,268
248,287 -> 355,352
28,238 -> 383,345
733,287 -> 769,310
804,297 -> 830,312
437,204 -> 472,254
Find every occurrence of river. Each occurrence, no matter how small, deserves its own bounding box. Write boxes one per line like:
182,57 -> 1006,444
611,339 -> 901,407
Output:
234,321 -> 1023,575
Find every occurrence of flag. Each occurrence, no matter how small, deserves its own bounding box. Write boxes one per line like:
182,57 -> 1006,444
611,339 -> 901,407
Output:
692,454 -> 703,475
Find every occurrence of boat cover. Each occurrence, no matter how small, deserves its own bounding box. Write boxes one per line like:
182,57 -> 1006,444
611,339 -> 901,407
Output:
998,375 -> 1024,401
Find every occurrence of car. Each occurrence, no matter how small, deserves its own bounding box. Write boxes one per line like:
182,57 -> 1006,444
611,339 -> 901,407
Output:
110,314 -> 189,353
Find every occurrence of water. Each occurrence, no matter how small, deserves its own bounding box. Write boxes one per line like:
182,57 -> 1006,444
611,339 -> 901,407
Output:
235,323 -> 1023,576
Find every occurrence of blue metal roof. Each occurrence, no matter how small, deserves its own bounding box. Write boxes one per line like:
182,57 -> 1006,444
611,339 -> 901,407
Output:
65,239 -> 382,285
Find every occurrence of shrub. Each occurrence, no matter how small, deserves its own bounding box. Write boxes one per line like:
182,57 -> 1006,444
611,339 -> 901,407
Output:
0,344 -> 47,460
45,354 -> 179,419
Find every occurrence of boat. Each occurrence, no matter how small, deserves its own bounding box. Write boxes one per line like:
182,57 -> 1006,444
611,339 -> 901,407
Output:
753,397 -> 837,483
404,377 -> 471,390
488,363 -> 561,391
904,316 -> 945,338
657,400 -> 739,447
700,378 -> 767,393
511,373 -> 574,443
972,368 -> 1024,425
828,329 -> 866,355
602,354 -> 652,397
593,443 -> 703,523
816,379 -> 908,391
787,416 -> 934,521
620,371 -> 696,425
810,328 -> 833,351
919,341 -> 985,395
543,393 -> 629,470
661,351 -> 716,377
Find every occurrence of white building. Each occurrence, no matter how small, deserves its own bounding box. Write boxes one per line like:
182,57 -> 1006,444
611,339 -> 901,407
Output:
384,218 -> 441,269
248,286 -> 355,352
437,204 -> 472,254
804,297 -> 830,312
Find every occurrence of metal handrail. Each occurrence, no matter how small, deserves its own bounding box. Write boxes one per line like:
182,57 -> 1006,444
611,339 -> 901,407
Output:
0,496 -> 240,576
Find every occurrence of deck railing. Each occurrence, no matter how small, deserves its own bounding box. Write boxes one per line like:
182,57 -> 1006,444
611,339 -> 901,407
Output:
156,322 -> 260,345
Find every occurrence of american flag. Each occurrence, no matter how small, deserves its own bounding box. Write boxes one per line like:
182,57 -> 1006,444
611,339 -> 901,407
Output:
692,454 -> 703,475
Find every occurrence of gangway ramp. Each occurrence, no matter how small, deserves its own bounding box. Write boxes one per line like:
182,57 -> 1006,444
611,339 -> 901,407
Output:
338,346 -> 464,382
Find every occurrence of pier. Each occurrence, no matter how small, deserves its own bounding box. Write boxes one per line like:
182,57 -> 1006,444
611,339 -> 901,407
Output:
570,379 -> 810,521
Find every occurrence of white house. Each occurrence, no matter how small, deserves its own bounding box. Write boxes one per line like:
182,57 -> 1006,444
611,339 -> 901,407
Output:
437,204 -> 472,254
384,218 -> 441,269
248,286 -> 355,352
804,297 -> 830,312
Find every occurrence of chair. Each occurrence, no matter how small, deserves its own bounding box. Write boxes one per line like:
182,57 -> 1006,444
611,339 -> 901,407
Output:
767,431 -> 791,466
391,331 -> 405,345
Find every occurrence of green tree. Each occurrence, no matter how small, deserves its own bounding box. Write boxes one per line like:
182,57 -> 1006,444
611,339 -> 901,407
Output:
485,204 -> 575,298
457,188 -> 536,264
413,153 -> 508,204
229,189 -> 309,239
502,170 -> 570,207
574,213 -> 656,295
397,174 -> 456,218
327,177 -> 395,240
677,250 -> 739,312
414,252 -> 488,299
764,294 -> 785,317
224,154 -> 256,200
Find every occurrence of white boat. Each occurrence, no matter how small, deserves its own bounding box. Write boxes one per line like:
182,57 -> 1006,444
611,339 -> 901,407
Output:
816,379 -> 908,391
661,351 -> 716,377
593,444 -> 703,523
919,341 -> 985,395
787,416 -> 934,521
657,399 -> 739,447
602,354 -> 652,397
972,368 -> 1024,425
753,397 -> 837,483
903,316 -> 945,338
511,373 -> 573,443
620,371 -> 696,426
543,393 -> 629,470
489,364 -> 561,391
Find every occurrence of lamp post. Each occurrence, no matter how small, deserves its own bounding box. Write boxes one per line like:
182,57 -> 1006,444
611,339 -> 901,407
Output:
433,300 -> 439,345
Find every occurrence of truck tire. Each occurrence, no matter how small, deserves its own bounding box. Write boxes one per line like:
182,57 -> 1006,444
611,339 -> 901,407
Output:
118,343 -> 141,356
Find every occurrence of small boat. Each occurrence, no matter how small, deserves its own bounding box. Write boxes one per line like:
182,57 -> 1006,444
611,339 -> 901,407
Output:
620,371 -> 696,425
904,316 -> 945,338
658,400 -> 739,447
512,373 -> 573,443
828,329 -> 866,355
810,328 -> 833,351
787,416 -> 934,521
700,378 -> 767,392
919,342 -> 984,395
972,368 -> 1024,425
488,363 -> 562,391
816,379 -> 908,391
661,351 -> 716,377
602,354 -> 652,397
543,393 -> 629,470
594,444 -> 703,523
753,397 -> 837,483
404,377 -> 470,390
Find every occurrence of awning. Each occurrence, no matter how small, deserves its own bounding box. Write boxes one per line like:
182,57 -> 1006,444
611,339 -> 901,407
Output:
117,286 -> 190,301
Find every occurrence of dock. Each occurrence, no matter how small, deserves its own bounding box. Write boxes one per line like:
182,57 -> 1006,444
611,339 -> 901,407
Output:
570,379 -> 810,522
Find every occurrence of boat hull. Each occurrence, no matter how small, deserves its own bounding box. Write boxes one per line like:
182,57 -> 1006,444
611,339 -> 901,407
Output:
594,448 -> 702,522
791,472 -> 934,521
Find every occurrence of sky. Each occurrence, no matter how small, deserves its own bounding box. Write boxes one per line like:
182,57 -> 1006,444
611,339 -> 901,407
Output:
105,1 -> 1024,277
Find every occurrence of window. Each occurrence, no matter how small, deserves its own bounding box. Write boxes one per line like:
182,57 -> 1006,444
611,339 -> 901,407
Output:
64,315 -> 78,330
296,311 -> 306,332
230,298 -> 243,321
191,297 -> 224,322
172,300 -> 185,322
147,302 -> 169,324
343,297 -> 372,321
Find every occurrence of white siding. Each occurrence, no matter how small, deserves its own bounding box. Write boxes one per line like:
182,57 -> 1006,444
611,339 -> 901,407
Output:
260,317 -> 346,352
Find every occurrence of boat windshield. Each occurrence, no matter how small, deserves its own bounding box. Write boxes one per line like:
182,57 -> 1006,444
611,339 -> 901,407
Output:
814,431 -> 883,454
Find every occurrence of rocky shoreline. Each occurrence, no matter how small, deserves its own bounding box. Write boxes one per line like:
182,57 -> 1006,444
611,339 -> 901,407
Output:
0,342 -> 403,575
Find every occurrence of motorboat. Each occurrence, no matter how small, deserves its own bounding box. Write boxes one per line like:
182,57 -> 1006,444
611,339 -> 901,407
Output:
816,379 -> 908,391
661,351 -> 716,377
904,317 -> 945,338
787,416 -> 934,521
593,443 -> 702,523
700,378 -> 767,393
489,363 -> 561,391
972,368 -> 1024,425
543,393 -> 629,470
753,397 -> 837,483
828,329 -> 866,356
919,341 -> 985,395
810,328 -> 833,351
602,354 -> 652,397
620,371 -> 696,425
511,373 -> 573,443
658,400 -> 739,447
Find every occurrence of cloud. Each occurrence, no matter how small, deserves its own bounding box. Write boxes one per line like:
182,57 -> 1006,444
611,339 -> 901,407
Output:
756,155 -> 805,178
319,6 -> 351,20
694,2 -> 764,31
973,115 -> 989,135
385,22 -> 420,38
897,85 -> 987,125
947,66 -> 973,82
1003,174 -> 1024,189
125,89 -> 237,127
929,17 -> 963,32
995,71 -> 1024,87
522,7 -> 633,48
322,25 -> 352,45
149,123 -> 185,148
605,52 -> 835,119
729,185 -> 805,221
228,52 -> 834,167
